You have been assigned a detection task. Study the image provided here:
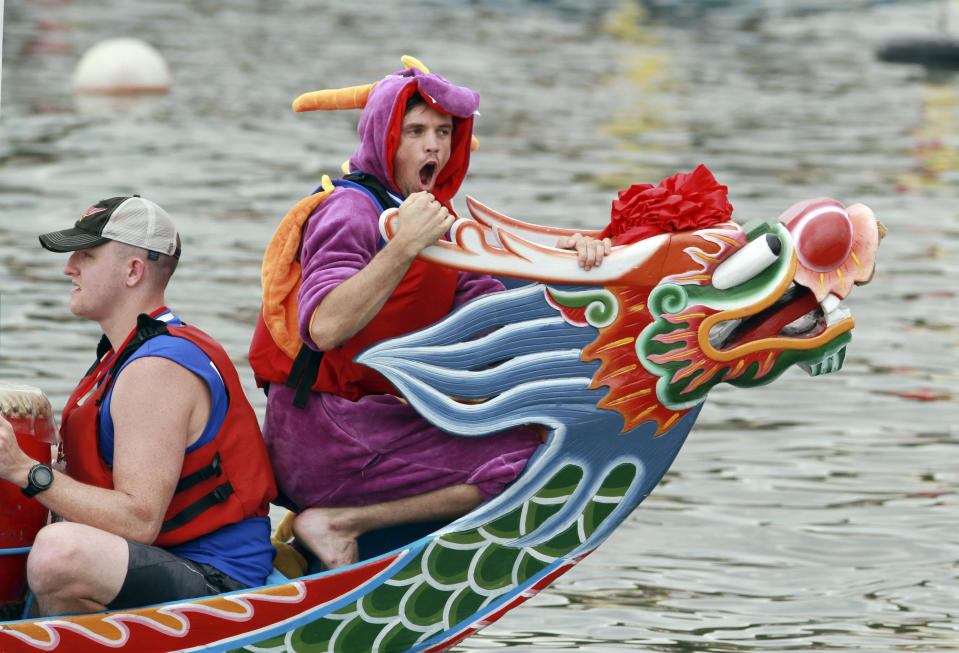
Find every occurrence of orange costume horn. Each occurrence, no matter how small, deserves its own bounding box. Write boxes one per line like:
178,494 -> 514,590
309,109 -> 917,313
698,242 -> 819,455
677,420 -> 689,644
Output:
292,83 -> 376,113
291,55 -> 429,113
290,55 -> 478,151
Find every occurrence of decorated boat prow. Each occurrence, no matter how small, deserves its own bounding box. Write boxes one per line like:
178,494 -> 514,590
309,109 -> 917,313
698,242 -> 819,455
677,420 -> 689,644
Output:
0,194 -> 882,653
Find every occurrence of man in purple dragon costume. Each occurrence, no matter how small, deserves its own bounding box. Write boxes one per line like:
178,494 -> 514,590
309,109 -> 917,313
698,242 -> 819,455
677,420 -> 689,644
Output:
252,60 -> 610,569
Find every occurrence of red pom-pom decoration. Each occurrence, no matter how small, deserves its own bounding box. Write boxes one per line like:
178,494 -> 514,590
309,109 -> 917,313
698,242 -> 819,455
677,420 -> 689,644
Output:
601,164 -> 734,244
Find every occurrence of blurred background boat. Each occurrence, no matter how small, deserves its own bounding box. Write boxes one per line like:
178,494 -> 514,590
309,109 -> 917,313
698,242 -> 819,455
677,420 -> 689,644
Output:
877,0 -> 959,69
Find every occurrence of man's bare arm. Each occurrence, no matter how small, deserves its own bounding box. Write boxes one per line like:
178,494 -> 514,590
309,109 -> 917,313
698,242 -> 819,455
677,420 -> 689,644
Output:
309,192 -> 455,351
0,357 -> 207,544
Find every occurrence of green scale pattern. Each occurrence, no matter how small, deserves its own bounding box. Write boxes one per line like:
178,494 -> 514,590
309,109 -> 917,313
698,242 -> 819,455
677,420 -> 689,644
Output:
237,462 -> 638,653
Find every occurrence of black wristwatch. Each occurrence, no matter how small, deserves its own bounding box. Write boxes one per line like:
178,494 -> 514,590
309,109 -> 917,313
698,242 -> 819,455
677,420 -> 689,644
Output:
22,463 -> 54,498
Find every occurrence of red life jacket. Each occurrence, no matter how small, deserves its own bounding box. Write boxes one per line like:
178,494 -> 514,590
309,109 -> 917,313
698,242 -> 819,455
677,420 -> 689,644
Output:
60,311 -> 277,548
248,175 -> 460,406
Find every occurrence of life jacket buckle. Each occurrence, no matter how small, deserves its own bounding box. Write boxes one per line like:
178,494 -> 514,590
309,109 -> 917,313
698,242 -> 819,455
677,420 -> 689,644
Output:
211,482 -> 233,502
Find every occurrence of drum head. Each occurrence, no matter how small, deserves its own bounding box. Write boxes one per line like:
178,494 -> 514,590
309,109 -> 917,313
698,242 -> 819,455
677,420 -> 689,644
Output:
0,382 -> 57,445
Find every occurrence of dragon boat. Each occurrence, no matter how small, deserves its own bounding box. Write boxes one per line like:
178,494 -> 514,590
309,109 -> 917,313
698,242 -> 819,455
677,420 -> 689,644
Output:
0,193 -> 882,652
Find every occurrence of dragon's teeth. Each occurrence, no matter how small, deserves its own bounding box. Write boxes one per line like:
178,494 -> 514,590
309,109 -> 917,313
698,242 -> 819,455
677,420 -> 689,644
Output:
825,304 -> 851,326
821,292 -> 850,327
821,293 -> 841,313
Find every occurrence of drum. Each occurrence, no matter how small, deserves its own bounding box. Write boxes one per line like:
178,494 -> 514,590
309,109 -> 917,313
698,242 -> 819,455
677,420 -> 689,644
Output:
0,382 -> 58,617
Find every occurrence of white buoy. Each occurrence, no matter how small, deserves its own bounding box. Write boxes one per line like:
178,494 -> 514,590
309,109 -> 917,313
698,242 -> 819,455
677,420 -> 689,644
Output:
73,37 -> 171,95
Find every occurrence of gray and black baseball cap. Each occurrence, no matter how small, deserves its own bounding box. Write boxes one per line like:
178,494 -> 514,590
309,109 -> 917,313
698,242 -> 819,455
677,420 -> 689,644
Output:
39,195 -> 180,259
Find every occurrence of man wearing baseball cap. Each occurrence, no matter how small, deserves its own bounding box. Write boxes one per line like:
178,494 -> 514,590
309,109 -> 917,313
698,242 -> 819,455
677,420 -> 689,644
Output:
0,196 -> 277,616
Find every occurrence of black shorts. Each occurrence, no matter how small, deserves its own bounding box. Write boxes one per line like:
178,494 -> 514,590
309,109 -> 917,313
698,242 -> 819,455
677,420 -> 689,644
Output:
106,540 -> 248,610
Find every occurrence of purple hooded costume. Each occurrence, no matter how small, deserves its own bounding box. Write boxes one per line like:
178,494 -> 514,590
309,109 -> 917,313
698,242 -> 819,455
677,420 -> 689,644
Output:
262,69 -> 541,511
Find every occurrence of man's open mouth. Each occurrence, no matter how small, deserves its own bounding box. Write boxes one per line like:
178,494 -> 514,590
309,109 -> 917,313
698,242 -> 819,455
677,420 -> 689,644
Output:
419,162 -> 436,187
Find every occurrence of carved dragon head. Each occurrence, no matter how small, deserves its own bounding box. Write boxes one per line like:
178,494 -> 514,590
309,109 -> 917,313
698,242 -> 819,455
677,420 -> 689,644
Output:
378,196 -> 882,435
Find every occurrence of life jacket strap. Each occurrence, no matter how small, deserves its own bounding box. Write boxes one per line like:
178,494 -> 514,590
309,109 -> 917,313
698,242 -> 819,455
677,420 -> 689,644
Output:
174,452 -> 223,494
160,481 -> 235,534
285,344 -> 324,409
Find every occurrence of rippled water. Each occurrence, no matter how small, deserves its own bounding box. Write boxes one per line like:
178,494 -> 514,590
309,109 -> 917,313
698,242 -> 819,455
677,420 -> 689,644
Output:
2,1 -> 958,651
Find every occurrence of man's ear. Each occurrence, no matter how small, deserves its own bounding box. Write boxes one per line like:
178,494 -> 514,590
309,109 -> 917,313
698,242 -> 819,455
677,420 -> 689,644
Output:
126,255 -> 147,287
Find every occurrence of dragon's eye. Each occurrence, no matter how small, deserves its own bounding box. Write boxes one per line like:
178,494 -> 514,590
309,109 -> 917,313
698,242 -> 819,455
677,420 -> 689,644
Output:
778,198 -> 877,302
784,200 -> 853,273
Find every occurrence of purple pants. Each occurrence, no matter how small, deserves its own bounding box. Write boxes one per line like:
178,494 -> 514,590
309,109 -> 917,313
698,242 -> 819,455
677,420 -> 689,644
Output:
262,385 -> 542,511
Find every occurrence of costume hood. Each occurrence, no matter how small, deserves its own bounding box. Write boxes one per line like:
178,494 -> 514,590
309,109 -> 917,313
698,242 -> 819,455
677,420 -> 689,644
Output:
348,68 -> 479,203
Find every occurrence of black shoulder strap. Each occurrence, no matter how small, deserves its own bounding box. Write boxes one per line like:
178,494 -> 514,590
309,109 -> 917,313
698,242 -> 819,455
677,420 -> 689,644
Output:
95,314 -> 171,406
84,334 -> 114,377
341,172 -> 400,210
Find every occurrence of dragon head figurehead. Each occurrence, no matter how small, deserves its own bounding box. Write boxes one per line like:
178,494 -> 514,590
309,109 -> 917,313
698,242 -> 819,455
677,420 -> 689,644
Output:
376,190 -> 883,437
561,198 -> 882,434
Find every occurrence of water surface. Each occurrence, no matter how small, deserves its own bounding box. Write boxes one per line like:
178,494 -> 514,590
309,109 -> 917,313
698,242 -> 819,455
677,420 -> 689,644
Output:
2,1 -> 957,651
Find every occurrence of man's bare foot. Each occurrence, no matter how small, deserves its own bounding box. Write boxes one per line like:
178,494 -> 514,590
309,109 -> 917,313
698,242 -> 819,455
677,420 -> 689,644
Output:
292,507 -> 360,570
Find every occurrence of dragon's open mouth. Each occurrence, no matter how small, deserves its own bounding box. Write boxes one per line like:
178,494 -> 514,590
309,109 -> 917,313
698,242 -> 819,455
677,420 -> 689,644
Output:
708,284 -> 850,351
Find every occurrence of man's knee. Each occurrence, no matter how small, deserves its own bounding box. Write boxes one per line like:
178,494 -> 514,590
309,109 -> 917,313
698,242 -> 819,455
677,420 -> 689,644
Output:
26,523 -> 125,596
27,523 -> 82,593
